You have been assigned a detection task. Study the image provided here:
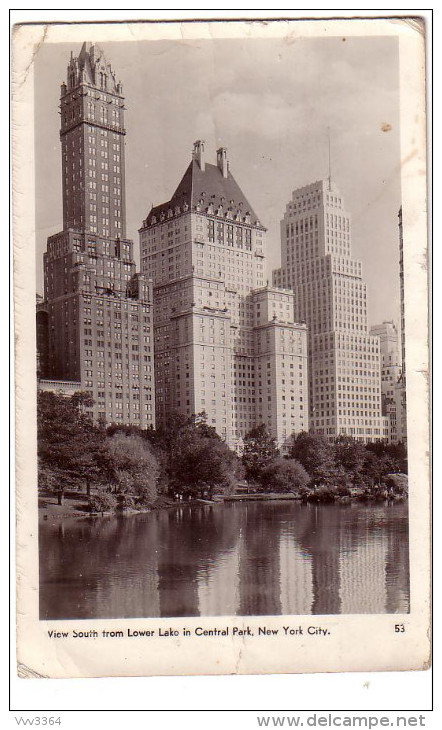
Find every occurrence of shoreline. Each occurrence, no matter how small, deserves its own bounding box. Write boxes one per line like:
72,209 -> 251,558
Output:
38,489 -> 407,522
38,492 -> 179,521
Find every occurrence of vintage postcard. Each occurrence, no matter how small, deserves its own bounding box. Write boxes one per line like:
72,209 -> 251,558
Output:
12,17 -> 430,678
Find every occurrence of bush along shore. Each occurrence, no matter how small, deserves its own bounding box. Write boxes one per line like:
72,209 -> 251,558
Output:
38,392 -> 408,518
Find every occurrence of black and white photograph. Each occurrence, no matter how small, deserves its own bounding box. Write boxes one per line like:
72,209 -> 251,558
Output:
13,17 -> 429,680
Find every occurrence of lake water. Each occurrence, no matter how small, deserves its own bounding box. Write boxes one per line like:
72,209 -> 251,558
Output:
39,501 -> 409,619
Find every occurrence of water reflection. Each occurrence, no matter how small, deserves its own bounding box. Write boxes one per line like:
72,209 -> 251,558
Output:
39,501 -> 409,619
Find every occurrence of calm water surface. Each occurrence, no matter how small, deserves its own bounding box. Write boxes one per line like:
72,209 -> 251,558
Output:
39,501 -> 409,619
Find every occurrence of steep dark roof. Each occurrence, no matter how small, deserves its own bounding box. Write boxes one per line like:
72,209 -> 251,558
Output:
142,160 -> 265,229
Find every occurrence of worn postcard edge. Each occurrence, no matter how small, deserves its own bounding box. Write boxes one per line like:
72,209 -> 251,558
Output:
12,18 -> 430,679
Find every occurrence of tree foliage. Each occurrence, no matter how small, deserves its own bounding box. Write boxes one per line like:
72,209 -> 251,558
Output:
333,435 -> 367,485
38,391 -> 408,508
289,431 -> 339,486
261,458 -> 310,494
102,431 -> 159,504
160,412 -> 241,498
38,391 -> 105,498
242,424 -> 279,484
365,441 -> 407,474
88,490 -> 118,514
289,431 -> 408,490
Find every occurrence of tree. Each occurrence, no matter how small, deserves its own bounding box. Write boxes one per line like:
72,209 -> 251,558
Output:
37,391 -> 105,501
242,424 -> 279,484
261,458 -> 310,494
167,424 -> 241,498
383,473 -> 408,496
333,436 -> 367,486
289,431 -> 338,486
144,410 -> 240,498
102,432 -> 160,505
71,390 -> 95,413
88,490 -> 118,514
38,460 -> 65,505
191,411 -> 221,440
360,450 -> 385,487
150,411 -> 192,453
365,441 -> 407,474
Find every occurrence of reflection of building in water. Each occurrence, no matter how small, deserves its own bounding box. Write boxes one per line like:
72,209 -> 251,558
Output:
339,534 -> 388,613
238,504 -> 282,615
198,545 -> 240,616
294,504 -> 342,614
40,502 -> 410,620
156,508 -> 201,617
40,515 -> 162,619
385,519 -> 410,613
279,528 -> 313,615
92,516 -> 161,618
310,548 -> 341,615
157,505 -> 241,617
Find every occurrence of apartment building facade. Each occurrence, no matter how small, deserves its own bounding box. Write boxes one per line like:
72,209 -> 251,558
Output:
139,142 -> 308,450
370,320 -> 402,443
41,42 -> 155,428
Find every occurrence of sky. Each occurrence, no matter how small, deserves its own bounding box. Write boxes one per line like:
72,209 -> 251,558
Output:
34,33 -> 402,328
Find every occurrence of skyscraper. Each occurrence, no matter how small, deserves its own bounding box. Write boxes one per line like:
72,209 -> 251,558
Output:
41,42 -> 155,428
395,206 -> 407,444
370,320 -> 402,443
273,179 -> 388,441
139,142 -> 308,450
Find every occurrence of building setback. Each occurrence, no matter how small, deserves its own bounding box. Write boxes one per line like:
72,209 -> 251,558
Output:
273,179 -> 388,441
370,320 -> 402,443
139,141 -> 308,450
41,42 -> 155,428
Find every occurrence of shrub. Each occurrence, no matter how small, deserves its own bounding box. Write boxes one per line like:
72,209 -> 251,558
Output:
334,483 -> 351,497
307,485 -> 339,503
261,458 -> 310,494
89,492 -> 117,513
116,494 -> 137,511
103,433 -> 160,504
383,473 -> 408,495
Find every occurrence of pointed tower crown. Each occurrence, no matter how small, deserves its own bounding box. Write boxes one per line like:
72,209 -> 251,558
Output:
65,42 -> 123,95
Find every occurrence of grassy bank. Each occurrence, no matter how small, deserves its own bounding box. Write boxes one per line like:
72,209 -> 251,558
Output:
38,490 -> 178,520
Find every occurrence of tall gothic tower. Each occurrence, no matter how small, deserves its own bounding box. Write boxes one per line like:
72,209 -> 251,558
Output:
60,42 -> 126,238
41,43 -> 155,429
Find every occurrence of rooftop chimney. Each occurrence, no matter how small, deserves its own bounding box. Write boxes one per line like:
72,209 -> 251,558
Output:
217,147 -> 228,178
192,140 -> 205,171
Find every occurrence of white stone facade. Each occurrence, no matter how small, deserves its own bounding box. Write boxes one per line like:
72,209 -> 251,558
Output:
140,144 -> 309,450
274,179 -> 388,442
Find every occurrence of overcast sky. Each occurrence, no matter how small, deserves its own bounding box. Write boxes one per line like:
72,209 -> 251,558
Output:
34,34 -> 402,327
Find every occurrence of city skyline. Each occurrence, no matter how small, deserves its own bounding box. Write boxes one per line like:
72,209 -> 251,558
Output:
34,36 -> 402,328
